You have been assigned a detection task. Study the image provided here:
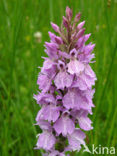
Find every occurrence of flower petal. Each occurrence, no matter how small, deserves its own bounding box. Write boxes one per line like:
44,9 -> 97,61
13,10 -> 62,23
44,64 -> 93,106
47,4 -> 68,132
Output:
67,59 -> 84,75
54,71 -> 73,89
68,128 -> 86,151
36,131 -> 56,150
54,115 -> 75,136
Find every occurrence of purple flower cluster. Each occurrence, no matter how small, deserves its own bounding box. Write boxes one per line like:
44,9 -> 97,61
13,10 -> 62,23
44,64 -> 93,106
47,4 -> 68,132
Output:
34,7 -> 97,156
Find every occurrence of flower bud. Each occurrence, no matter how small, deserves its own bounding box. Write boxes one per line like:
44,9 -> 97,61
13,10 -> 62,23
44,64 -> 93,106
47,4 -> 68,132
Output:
74,12 -> 81,23
51,22 -> 60,33
63,16 -> 69,29
66,6 -> 72,20
77,21 -> 85,30
76,28 -> 85,39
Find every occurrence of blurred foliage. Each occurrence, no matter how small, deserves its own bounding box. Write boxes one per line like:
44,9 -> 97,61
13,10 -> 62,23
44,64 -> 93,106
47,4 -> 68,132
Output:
0,0 -> 117,155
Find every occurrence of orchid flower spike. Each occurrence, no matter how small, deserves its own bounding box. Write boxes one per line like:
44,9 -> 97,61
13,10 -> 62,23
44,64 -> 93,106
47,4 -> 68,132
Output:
34,6 -> 97,156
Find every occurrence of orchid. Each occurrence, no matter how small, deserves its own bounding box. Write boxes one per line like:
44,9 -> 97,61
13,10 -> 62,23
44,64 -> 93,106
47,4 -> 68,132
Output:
34,6 -> 96,156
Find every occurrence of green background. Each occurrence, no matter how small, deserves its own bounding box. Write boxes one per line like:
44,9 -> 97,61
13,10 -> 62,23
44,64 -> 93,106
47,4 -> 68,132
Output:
0,0 -> 117,155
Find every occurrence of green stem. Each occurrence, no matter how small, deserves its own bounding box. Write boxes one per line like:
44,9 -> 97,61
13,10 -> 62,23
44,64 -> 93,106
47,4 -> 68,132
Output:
70,151 -> 76,156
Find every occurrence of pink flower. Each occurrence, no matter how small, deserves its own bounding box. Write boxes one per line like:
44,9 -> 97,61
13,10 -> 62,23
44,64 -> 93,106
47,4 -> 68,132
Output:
36,130 -> 56,150
67,128 -> 86,151
34,6 -> 96,155
54,60 -> 73,89
54,112 -> 75,136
